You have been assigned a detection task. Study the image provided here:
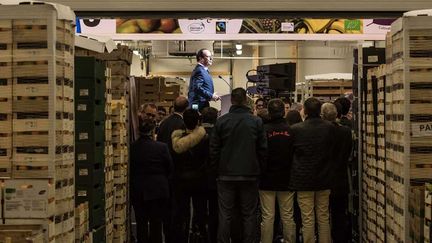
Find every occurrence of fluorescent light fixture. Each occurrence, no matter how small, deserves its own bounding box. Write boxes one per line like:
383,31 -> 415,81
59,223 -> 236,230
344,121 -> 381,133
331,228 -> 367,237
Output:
236,49 -> 242,55
235,43 -> 242,50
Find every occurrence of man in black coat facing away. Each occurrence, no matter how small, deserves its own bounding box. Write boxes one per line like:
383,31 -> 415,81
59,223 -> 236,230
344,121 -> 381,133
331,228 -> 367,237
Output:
321,102 -> 353,243
130,118 -> 173,243
289,97 -> 335,243
156,95 -> 189,242
210,88 -> 267,243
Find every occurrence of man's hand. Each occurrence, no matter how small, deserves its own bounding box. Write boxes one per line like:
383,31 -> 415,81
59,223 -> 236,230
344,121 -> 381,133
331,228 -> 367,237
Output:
212,93 -> 221,101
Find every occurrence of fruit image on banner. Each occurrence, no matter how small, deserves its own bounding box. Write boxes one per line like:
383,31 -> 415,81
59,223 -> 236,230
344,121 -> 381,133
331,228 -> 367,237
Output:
240,19 -> 363,34
116,19 -> 182,33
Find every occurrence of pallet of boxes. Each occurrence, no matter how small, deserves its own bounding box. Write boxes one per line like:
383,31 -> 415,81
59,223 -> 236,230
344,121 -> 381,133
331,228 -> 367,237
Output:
304,73 -> 353,102
105,68 -> 115,243
0,2 -> 75,242
100,45 -> 131,243
75,37 -> 117,242
74,56 -> 107,242
361,27 -> 432,241
136,76 -> 186,110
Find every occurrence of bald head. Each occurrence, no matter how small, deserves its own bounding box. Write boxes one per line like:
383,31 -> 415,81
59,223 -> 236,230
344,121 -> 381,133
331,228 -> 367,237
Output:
321,102 -> 338,122
174,96 -> 189,113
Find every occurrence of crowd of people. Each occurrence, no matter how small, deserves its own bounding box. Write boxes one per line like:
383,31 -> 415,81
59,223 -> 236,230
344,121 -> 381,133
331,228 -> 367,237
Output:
130,87 -> 354,243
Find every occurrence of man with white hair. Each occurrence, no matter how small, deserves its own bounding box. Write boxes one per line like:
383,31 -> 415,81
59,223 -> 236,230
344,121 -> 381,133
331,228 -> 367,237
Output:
321,102 -> 352,243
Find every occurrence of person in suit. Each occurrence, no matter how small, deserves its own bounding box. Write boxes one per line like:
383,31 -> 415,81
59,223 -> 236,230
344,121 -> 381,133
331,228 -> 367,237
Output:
325,102 -> 353,243
188,48 -> 220,111
157,96 -> 189,149
130,118 -> 174,243
156,96 -> 189,243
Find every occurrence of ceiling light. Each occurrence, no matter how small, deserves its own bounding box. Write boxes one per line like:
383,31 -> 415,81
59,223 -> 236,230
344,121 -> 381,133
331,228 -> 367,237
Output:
235,43 -> 242,50
236,50 -> 242,55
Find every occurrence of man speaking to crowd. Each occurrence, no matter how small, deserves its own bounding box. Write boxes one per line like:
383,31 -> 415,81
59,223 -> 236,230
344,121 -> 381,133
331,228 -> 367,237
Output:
188,48 -> 221,111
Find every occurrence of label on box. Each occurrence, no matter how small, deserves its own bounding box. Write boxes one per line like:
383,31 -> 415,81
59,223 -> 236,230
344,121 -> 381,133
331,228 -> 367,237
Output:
25,121 -> 37,128
368,55 -> 379,63
80,89 -> 89,96
25,86 -> 38,94
412,123 -> 432,137
79,133 -> 89,140
79,169 -> 89,176
77,190 -> 87,197
78,153 -> 87,161
77,104 -> 87,111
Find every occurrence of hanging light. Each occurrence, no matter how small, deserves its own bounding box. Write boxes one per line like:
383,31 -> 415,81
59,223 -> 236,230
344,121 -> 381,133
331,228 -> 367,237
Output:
236,49 -> 243,55
235,43 -> 242,50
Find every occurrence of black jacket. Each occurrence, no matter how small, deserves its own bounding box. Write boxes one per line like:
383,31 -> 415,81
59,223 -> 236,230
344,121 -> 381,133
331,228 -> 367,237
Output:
157,113 -> 185,152
210,105 -> 267,178
260,118 -> 294,191
331,122 -> 353,195
289,117 -> 336,191
130,136 -> 173,201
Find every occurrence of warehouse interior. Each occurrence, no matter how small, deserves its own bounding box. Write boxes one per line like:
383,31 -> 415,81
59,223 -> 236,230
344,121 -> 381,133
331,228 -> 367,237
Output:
0,0 -> 432,243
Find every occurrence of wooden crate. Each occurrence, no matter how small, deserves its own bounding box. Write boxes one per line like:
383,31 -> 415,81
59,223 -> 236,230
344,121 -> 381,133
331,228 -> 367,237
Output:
106,61 -> 130,76
0,78 -> 12,99
0,225 -> 44,243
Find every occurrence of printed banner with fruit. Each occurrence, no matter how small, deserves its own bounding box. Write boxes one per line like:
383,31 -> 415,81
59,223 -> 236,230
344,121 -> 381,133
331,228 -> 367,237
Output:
116,19 -> 182,33
77,18 -> 395,35
240,19 -> 364,34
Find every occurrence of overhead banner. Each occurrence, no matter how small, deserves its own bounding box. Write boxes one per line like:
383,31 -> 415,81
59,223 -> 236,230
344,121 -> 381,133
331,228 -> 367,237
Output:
77,18 -> 395,35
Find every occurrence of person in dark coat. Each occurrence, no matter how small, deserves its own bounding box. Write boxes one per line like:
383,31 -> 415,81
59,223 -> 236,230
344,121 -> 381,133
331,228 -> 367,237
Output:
171,109 -> 208,243
130,118 -> 173,243
157,96 -> 189,148
200,107 -> 219,243
210,88 -> 267,243
188,48 -> 220,111
156,96 -> 189,243
289,98 -> 336,243
259,99 -> 296,243
322,102 -> 353,243
285,110 -> 303,126
334,97 -> 352,129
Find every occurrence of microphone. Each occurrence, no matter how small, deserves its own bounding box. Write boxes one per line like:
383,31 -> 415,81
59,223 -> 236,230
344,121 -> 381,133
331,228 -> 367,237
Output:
218,75 -> 232,90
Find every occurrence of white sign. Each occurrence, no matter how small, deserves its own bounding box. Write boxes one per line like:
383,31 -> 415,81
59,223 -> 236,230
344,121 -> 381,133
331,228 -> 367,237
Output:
412,122 -> 432,137
281,22 -> 294,32
178,19 -> 243,34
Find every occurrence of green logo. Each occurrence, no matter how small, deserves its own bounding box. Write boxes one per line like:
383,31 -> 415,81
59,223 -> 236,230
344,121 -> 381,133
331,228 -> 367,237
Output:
344,20 -> 361,31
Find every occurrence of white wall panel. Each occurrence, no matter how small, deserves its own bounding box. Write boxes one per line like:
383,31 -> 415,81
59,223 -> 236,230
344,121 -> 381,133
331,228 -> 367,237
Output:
44,0 -> 432,12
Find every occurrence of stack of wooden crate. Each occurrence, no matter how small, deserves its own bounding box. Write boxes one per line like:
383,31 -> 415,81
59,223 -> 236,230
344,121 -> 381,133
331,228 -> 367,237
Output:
425,183 -> 432,243
376,65 -> 387,242
75,202 -> 90,243
0,225 -> 45,243
111,99 -> 128,243
0,3 -> 75,242
105,68 -> 115,243
74,56 -> 106,242
363,68 -> 378,242
388,15 -> 432,242
136,76 -> 186,106
304,78 -> 352,102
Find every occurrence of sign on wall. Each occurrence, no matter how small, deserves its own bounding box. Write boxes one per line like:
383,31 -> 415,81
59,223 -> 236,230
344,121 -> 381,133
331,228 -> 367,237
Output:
76,18 -> 396,40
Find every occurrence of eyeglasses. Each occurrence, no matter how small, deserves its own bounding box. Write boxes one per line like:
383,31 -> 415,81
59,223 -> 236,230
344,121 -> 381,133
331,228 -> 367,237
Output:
145,113 -> 157,118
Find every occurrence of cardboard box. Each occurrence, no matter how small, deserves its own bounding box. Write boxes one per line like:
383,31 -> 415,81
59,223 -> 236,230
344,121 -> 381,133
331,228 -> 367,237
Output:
3,179 -> 55,219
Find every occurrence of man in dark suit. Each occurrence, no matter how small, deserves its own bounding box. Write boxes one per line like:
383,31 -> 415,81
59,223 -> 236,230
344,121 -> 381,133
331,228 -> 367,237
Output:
157,96 -> 189,148
321,102 -> 352,243
131,118 -> 173,243
188,48 -> 220,111
156,96 -> 189,243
